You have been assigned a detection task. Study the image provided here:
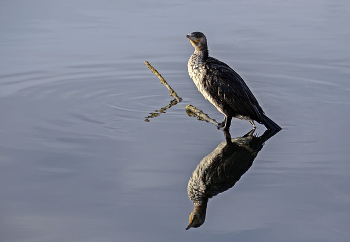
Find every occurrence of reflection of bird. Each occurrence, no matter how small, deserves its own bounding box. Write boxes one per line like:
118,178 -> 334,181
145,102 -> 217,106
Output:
186,129 -> 278,230
186,32 -> 281,131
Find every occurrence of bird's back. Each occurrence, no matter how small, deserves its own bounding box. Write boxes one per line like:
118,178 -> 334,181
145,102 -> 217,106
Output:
202,57 -> 265,122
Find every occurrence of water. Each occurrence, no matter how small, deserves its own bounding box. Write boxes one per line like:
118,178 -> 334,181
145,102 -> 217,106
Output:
1,0 -> 350,241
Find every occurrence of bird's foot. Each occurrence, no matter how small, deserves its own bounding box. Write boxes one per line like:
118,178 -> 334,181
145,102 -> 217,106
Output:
217,117 -> 231,131
217,121 -> 226,129
249,120 -> 257,129
217,122 -> 230,131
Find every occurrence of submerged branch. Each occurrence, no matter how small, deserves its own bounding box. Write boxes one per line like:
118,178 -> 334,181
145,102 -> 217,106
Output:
144,61 -> 182,102
185,105 -> 219,126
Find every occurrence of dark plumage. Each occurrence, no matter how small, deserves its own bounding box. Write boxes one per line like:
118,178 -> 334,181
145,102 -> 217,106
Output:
186,129 -> 278,230
186,32 -> 281,131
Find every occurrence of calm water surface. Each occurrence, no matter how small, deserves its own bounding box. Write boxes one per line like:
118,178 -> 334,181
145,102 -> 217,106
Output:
1,0 -> 350,241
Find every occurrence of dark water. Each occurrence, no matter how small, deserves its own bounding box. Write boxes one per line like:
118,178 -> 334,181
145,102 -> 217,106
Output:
1,0 -> 350,241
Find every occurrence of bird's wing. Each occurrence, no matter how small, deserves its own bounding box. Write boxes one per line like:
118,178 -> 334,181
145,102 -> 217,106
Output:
204,58 -> 264,120
202,140 -> 256,197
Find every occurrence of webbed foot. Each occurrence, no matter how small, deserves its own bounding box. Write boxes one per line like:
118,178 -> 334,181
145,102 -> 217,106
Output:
217,121 -> 226,129
217,116 -> 232,131
249,120 -> 257,129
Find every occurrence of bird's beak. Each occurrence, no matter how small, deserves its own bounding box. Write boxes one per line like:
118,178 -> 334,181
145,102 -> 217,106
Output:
185,214 -> 196,230
186,222 -> 194,230
186,34 -> 199,45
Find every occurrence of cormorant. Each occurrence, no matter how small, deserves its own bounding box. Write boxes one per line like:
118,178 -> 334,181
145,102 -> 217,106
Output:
186,129 -> 278,230
186,32 -> 281,131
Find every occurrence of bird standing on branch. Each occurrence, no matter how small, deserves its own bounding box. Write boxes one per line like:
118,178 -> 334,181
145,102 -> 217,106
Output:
186,32 -> 281,131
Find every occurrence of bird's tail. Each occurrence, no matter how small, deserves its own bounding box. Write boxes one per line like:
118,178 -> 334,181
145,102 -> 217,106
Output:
261,114 -> 282,131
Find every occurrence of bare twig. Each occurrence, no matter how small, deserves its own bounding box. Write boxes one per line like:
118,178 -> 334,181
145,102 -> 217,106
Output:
144,61 -> 182,102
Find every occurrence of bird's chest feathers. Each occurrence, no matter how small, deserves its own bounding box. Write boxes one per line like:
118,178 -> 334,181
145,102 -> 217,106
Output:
188,55 -> 207,93
188,54 -> 224,113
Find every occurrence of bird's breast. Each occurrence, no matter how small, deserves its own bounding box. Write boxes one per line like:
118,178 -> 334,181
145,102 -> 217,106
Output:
188,55 -> 225,115
188,55 -> 206,94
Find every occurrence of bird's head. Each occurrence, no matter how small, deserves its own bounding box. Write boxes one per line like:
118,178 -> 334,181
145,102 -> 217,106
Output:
186,32 -> 207,51
186,210 -> 206,230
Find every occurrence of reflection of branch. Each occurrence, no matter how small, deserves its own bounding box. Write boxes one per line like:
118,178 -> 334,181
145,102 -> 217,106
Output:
185,105 -> 219,126
144,61 -> 182,102
145,99 -> 179,122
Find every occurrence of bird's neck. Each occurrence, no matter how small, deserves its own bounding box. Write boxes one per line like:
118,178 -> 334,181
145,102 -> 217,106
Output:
194,48 -> 209,60
194,196 -> 208,207
193,198 -> 208,212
